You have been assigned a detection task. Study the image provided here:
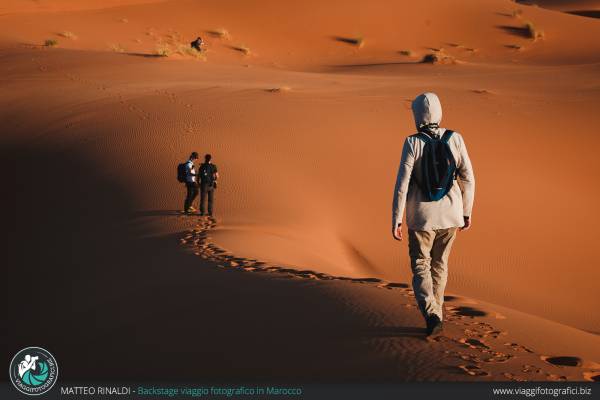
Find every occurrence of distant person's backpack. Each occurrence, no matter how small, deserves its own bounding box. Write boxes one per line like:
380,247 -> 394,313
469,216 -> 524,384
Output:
415,130 -> 457,201
200,163 -> 216,186
177,163 -> 188,183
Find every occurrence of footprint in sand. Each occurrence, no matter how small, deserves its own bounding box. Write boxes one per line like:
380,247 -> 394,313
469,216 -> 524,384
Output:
502,372 -> 527,381
377,282 -> 410,290
452,306 -> 488,317
546,373 -> 568,381
458,364 -> 490,377
459,338 -> 490,350
541,355 -> 582,367
463,328 -> 481,337
504,342 -> 534,353
347,277 -> 383,284
583,371 -> 600,382
482,352 -> 513,363
452,351 -> 482,363
432,335 -> 453,344
521,364 -> 542,374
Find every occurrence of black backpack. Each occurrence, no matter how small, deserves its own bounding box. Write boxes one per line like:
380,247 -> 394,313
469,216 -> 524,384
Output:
177,163 -> 187,183
415,130 -> 457,201
200,163 -> 215,184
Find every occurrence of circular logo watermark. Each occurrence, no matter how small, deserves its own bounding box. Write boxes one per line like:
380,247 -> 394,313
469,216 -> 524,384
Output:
9,347 -> 58,396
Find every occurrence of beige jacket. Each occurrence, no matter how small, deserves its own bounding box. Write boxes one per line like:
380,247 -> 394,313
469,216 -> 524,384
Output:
392,93 -> 475,231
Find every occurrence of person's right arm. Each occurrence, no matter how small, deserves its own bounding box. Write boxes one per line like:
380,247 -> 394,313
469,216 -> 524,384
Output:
392,138 -> 415,240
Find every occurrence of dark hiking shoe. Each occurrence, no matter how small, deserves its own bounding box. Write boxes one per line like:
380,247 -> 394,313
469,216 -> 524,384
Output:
426,314 -> 443,336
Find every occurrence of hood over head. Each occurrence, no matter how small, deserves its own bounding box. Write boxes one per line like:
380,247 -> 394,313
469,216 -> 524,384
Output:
411,92 -> 443,133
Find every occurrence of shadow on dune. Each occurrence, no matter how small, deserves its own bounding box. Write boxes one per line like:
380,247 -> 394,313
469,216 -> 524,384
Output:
496,25 -> 532,39
364,326 -> 427,339
331,36 -> 363,47
0,141 -> 420,382
328,61 -> 423,70
131,209 -> 183,217
125,52 -> 166,58
567,10 -> 600,19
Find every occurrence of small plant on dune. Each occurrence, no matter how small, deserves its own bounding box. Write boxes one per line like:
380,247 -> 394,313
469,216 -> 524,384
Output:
525,21 -> 544,41
120,18 -> 129,23
155,43 -> 171,57
351,36 -> 365,48
44,39 -> 58,47
421,50 -> 456,65
109,43 -> 126,53
265,86 -> 291,93
512,9 -> 523,18
334,35 -> 365,48
399,49 -> 413,56
447,43 -> 477,53
58,31 -> 77,40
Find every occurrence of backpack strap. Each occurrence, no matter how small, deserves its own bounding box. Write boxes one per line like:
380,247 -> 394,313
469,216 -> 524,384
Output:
417,131 -> 432,143
441,129 -> 454,143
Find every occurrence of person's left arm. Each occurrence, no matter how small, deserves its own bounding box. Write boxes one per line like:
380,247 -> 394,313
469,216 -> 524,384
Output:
456,134 -> 475,230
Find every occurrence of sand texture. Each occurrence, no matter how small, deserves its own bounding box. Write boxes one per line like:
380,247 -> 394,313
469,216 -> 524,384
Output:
1,0 -> 599,382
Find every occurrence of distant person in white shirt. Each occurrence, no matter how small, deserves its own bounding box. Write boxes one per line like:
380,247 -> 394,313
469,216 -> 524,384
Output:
183,152 -> 199,214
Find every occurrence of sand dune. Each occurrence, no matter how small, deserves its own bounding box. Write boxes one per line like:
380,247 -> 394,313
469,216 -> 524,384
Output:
516,0 -> 600,18
1,0 -> 599,383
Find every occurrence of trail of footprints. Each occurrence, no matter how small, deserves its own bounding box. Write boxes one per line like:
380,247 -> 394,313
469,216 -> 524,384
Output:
31,54 -> 177,123
179,217 -> 599,382
180,218 -> 599,382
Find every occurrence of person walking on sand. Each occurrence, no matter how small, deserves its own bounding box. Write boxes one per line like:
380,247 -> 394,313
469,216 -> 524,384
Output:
199,153 -> 219,217
392,92 -> 475,336
182,151 -> 199,214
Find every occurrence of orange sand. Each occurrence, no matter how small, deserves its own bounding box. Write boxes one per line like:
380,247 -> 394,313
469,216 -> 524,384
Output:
1,0 -> 599,382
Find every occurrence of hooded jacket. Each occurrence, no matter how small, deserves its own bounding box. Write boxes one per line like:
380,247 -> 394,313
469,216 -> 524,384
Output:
392,92 -> 475,231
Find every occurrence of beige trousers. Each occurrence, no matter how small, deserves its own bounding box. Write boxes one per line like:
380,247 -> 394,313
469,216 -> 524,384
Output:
408,227 -> 458,321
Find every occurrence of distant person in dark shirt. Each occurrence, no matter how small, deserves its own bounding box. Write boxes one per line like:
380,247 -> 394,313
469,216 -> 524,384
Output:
191,37 -> 204,52
199,154 -> 219,217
